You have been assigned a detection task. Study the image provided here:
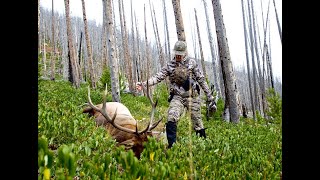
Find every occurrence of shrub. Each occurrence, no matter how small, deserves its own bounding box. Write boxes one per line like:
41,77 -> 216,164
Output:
38,80 -> 281,179
98,67 -> 128,94
98,67 -> 112,92
266,88 -> 282,123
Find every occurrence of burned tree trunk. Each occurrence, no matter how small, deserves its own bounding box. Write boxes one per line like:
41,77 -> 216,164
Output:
272,0 -> 282,43
81,0 -> 97,89
64,0 -> 80,88
130,0 -> 138,86
119,0 -> 134,94
162,0 -> 171,60
171,0 -> 186,41
247,0 -> 259,117
144,4 -> 151,84
241,0 -> 255,120
102,0 -> 109,69
42,27 -> 47,78
211,0 -> 240,123
38,0 -> 40,51
78,31 -> 83,82
150,0 -> 165,68
50,0 -> 56,81
194,8 -> 207,79
202,0 -> 221,97
106,0 -> 121,102
134,12 -> 142,83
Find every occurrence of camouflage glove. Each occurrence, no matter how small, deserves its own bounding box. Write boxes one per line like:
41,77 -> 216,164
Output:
207,95 -> 217,112
207,95 -> 214,103
136,82 -> 146,91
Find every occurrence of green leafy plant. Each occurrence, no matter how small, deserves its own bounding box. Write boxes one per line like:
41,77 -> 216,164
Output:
98,67 -> 128,94
98,67 -> 112,92
266,88 -> 282,123
38,79 -> 281,179
38,136 -> 54,180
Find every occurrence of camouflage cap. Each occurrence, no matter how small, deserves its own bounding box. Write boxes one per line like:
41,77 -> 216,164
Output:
173,41 -> 187,56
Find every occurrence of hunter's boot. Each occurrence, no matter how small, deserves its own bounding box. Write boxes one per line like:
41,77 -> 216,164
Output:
166,121 -> 177,148
196,129 -> 206,138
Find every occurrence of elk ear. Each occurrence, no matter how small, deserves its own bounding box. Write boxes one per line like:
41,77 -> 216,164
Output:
118,139 -> 135,149
95,115 -> 108,126
146,131 -> 153,136
83,106 -> 92,113
83,106 -> 94,117
151,131 -> 164,141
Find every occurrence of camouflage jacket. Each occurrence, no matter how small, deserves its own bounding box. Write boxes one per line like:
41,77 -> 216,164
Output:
143,56 -> 212,98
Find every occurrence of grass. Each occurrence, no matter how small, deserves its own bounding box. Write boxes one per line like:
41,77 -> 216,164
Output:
38,79 -> 282,179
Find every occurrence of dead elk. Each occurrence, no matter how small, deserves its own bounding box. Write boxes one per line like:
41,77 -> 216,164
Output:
83,84 -> 163,159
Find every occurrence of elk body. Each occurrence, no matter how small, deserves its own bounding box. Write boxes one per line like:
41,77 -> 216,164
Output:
83,84 -> 162,159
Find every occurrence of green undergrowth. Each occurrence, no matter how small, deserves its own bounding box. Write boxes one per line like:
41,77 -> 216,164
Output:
38,79 -> 281,179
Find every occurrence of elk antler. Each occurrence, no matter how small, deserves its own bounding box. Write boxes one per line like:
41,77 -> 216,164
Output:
139,80 -> 163,134
86,84 -> 138,134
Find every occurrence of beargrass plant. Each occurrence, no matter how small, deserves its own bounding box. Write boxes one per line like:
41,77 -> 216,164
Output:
38,79 -> 281,179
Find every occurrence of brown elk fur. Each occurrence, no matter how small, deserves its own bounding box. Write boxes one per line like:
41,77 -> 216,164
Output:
83,102 -> 159,159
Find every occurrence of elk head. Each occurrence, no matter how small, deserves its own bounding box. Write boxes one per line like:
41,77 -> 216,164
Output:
83,82 -> 163,159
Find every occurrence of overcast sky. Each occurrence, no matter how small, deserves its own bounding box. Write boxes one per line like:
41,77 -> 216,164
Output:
40,0 -> 282,81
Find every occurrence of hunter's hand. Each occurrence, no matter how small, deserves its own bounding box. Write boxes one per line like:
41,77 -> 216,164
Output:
207,95 -> 215,103
207,95 -> 217,112
136,82 -> 145,91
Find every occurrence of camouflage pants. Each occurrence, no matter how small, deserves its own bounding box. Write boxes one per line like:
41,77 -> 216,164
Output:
167,95 -> 204,131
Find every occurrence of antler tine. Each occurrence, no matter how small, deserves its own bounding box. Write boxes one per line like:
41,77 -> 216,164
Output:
86,85 -> 115,123
139,80 -> 161,134
145,80 -> 154,106
138,120 -> 151,134
148,117 -> 163,131
145,80 -> 159,108
86,86 -> 102,113
86,85 -> 137,134
101,83 -> 107,113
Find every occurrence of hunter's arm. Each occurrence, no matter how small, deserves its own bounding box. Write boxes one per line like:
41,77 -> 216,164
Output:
191,59 -> 212,98
142,65 -> 169,86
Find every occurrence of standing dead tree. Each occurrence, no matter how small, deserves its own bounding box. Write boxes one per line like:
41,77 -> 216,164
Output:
202,0 -> 221,97
50,0 -> 56,81
144,4 -> 151,86
260,0 -> 272,119
250,0 -> 265,115
42,23 -> 47,78
106,0 -> 121,102
149,0 -> 165,69
130,0 -> 138,88
38,0 -> 40,52
119,0 -> 134,94
134,11 -> 142,83
171,0 -> 186,41
246,0 -> 259,118
272,0 -> 281,43
211,0 -> 240,123
64,0 -> 80,88
162,0 -> 171,60
194,8 -> 207,80
78,31 -> 85,82
81,0 -> 97,89
241,0 -> 255,120
101,0 -> 109,69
